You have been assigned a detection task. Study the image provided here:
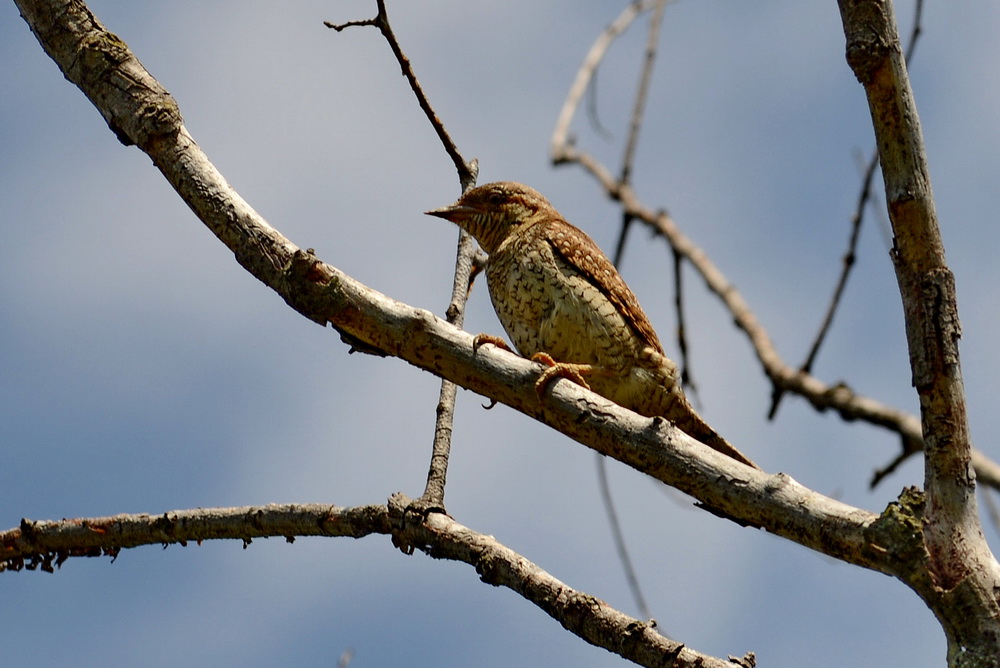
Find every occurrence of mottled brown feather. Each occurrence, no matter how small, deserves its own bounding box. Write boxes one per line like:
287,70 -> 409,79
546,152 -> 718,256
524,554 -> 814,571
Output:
425,181 -> 759,469
541,218 -> 665,356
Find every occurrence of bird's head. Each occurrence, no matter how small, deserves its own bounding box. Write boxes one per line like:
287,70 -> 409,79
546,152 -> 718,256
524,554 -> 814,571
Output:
425,181 -> 554,254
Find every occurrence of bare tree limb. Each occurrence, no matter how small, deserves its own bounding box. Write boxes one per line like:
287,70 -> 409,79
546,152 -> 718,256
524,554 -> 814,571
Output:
12,0 -> 895,570
325,1 -> 480,510
838,0 -> 1000,662
839,0 -> 973,576
0,499 -> 750,668
770,0 -> 924,447
1,504 -> 390,571
548,9 -> 1000,494
21,0 -> 996,663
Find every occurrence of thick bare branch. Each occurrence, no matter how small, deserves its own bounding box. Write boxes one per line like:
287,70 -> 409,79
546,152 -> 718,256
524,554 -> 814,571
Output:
839,0 -> 977,574
12,0 -> 897,574
838,0 -> 1000,663
548,0 -> 1000,497
0,499 -> 749,667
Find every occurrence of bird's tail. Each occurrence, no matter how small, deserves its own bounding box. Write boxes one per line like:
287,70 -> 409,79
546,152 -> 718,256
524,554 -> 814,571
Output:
665,388 -> 760,470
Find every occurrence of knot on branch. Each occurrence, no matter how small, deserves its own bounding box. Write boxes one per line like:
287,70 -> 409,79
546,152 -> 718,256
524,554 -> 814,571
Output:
386,492 -> 446,556
864,486 -> 929,577
840,2 -> 900,85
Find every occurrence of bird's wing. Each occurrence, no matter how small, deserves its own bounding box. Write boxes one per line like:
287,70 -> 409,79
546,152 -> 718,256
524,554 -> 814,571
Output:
543,218 -> 665,354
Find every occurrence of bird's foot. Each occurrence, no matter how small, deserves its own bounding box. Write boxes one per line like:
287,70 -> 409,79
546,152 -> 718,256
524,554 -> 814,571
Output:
472,333 -> 513,353
531,352 -> 593,398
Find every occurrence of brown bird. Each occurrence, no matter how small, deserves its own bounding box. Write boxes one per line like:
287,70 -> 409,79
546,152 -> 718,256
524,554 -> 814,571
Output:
426,181 -> 758,469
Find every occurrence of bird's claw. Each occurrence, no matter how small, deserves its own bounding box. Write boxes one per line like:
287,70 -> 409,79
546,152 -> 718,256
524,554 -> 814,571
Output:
473,333 -> 512,353
531,352 -> 593,398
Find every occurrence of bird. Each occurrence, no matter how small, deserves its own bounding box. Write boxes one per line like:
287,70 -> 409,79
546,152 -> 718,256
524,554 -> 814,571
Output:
425,181 -> 758,469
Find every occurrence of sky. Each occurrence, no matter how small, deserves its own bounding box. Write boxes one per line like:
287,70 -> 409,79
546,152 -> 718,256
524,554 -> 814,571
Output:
3,1 -> 1000,666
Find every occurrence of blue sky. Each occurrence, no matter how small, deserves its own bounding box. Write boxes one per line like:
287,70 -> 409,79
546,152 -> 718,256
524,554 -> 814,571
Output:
3,1 -> 1000,666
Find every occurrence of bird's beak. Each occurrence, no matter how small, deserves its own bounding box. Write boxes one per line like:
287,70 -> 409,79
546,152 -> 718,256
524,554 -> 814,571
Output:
424,204 -> 476,223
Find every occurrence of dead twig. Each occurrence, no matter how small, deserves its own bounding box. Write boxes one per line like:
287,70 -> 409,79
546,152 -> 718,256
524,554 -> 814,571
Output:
327,0 -> 479,510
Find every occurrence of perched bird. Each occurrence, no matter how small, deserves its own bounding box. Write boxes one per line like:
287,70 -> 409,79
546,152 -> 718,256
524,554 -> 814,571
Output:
425,181 -> 758,469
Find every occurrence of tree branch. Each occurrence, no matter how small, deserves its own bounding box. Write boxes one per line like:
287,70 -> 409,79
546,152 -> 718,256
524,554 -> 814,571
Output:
549,36 -> 1000,491
324,0 -> 479,511
1,504 -> 391,572
25,0 -> 1000,662
12,0 -> 898,572
838,0 -> 979,581
837,1 -> 1000,663
0,498 -> 751,667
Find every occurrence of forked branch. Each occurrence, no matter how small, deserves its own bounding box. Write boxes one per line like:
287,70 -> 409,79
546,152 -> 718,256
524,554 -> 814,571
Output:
550,0 -> 1000,494
327,0 -> 479,509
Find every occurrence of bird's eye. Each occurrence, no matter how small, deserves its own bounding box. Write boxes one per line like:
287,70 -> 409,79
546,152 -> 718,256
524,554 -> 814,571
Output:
487,191 -> 504,205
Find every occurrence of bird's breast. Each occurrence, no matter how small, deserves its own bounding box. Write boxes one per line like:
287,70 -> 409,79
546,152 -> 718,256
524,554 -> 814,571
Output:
485,239 -> 641,373
486,242 -> 553,357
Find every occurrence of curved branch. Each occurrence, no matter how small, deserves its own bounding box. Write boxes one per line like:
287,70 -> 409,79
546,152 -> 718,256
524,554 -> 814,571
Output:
548,26 -> 1000,492
839,0 -> 999,592
12,0 -> 895,572
836,1 -> 1000,662
1,504 -> 391,571
324,1 -> 480,511
0,499 -> 749,668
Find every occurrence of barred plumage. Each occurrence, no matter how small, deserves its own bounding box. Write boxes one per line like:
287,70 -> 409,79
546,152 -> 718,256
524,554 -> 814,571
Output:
426,181 -> 757,469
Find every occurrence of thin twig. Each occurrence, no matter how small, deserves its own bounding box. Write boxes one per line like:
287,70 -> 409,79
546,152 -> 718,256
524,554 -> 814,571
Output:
586,66 -> 614,140
595,1 -> 670,624
869,432 -> 922,488
769,0 -> 924,424
611,212 -> 635,268
552,0 -> 657,163
596,455 -> 654,623
671,245 -> 696,395
423,229 -> 478,507
903,0 -> 924,65
324,18 -> 376,31
328,1 -> 475,186
327,1 -> 478,509
620,0 -> 667,186
767,153 -> 877,420
545,0 -> 1000,491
